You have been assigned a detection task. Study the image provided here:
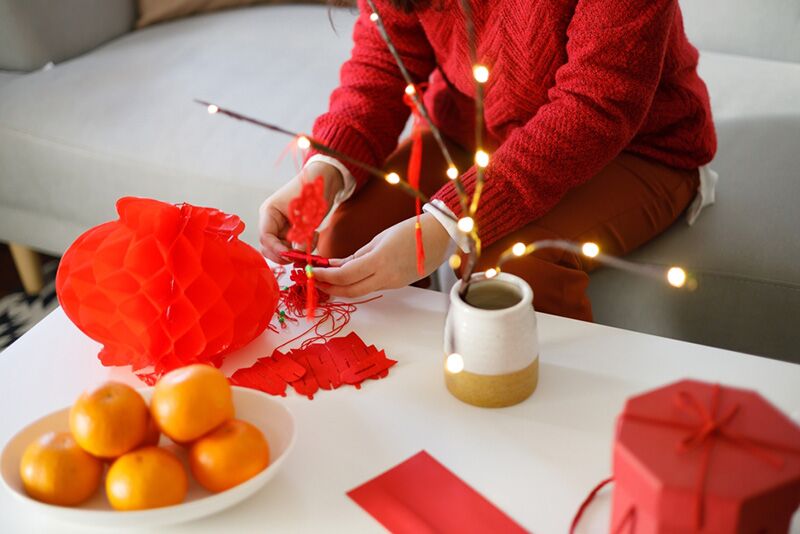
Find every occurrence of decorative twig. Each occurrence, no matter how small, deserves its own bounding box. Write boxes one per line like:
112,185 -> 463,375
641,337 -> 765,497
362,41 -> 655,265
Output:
458,0 -> 486,218
365,0 -> 470,217
196,99 -> 458,221
490,240 -> 690,289
452,0 -> 489,299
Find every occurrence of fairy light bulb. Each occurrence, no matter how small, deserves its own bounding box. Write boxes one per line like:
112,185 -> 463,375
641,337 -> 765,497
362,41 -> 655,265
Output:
446,166 -> 459,180
296,136 -> 311,150
207,104 -> 219,114
667,267 -> 687,288
475,150 -> 490,168
485,268 -> 498,279
512,242 -> 527,257
385,172 -> 401,185
457,217 -> 475,233
473,65 -> 489,84
369,12 -> 379,22
446,353 -> 465,374
449,254 -> 462,270
405,84 -> 416,96
582,242 -> 600,258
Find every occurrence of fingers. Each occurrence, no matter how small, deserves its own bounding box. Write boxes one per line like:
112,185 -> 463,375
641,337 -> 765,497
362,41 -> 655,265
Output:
317,275 -> 379,299
313,252 -> 375,286
259,204 -> 290,263
328,240 -> 376,267
260,234 -> 290,264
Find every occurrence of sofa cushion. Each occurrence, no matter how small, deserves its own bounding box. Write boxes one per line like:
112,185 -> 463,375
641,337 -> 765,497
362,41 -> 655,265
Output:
588,51 -> 800,362
0,5 -> 357,252
679,0 -> 800,63
0,0 -> 135,72
0,71 -> 22,89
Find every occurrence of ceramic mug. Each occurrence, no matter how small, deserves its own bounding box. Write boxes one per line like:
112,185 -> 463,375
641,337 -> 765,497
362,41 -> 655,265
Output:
444,273 -> 539,408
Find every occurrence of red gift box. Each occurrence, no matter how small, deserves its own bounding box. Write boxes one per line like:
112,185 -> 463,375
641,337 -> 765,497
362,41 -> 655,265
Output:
611,379 -> 800,533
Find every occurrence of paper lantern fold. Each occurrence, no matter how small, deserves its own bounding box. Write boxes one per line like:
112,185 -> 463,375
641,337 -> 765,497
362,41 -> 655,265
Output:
56,197 -> 279,378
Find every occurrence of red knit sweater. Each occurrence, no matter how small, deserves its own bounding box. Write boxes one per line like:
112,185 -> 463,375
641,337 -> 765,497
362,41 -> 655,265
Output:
311,0 -> 717,246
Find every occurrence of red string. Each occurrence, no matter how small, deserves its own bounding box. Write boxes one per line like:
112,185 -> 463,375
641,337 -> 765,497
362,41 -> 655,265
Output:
272,267 -> 382,351
570,477 -> 613,534
403,85 -> 426,276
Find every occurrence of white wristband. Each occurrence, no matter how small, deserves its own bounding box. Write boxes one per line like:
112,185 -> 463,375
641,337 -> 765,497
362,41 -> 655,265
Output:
423,200 -> 470,253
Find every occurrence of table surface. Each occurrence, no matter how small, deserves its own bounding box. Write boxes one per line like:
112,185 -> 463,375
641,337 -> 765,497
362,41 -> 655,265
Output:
1,284 -> 799,533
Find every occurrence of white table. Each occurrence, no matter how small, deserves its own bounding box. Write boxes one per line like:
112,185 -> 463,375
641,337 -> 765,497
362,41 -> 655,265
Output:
2,285 -> 799,533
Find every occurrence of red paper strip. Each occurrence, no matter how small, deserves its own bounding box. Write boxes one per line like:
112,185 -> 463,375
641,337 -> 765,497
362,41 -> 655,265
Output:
348,451 -> 526,534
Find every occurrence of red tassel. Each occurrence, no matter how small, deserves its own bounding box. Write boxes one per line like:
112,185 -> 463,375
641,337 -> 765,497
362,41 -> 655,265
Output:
305,247 -> 316,321
405,86 -> 425,276
415,221 -> 425,275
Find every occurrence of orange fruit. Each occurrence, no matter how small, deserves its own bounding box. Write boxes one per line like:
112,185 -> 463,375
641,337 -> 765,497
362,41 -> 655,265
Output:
139,413 -> 161,447
19,432 -> 103,506
151,364 -> 234,443
69,382 -> 148,458
105,446 -> 188,510
189,419 -> 270,493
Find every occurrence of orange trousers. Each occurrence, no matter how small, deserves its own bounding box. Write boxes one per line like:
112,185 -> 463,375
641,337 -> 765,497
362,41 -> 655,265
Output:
318,131 -> 699,321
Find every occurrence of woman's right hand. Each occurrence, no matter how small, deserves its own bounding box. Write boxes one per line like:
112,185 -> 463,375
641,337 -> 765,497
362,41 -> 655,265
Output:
258,161 -> 344,263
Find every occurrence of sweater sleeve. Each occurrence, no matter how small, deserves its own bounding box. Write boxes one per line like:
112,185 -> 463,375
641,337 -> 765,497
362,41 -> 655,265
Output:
308,0 -> 437,186
432,0 -> 678,247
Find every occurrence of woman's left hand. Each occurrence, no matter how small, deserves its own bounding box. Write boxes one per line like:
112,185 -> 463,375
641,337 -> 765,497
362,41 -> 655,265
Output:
313,212 -> 454,298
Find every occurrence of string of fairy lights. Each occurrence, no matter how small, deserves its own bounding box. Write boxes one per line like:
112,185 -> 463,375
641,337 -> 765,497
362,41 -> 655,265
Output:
198,2 -> 692,374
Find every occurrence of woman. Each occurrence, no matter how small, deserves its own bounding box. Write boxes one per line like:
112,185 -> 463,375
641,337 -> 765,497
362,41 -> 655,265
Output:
259,0 -> 716,321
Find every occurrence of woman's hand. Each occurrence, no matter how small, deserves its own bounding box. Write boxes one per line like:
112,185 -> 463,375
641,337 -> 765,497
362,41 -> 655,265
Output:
259,162 -> 344,263
313,212 -> 453,298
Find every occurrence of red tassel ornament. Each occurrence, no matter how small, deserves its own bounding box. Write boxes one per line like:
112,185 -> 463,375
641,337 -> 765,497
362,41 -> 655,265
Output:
286,175 -> 328,319
404,85 -> 426,276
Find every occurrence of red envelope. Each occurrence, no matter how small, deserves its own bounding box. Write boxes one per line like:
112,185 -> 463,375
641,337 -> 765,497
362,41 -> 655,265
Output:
348,451 -> 527,534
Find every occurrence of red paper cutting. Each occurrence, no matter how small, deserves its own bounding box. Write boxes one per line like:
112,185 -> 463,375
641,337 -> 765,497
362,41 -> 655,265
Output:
229,351 -> 306,397
229,332 -> 396,400
348,451 -> 527,534
55,197 -> 279,381
287,332 -> 397,399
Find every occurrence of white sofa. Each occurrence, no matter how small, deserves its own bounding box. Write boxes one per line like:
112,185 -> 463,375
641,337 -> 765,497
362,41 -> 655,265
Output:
1,1 -> 799,361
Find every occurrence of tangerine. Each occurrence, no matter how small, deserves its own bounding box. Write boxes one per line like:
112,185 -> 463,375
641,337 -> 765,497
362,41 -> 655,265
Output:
19,432 -> 103,506
69,382 -> 148,458
189,419 -> 270,493
139,413 -> 161,447
105,446 -> 188,510
151,364 -> 234,443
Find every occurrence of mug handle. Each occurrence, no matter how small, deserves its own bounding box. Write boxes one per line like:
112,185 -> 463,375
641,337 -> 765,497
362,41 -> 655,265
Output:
443,309 -> 454,355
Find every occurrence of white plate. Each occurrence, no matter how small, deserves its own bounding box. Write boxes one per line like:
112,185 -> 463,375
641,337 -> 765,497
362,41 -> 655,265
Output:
0,386 -> 295,529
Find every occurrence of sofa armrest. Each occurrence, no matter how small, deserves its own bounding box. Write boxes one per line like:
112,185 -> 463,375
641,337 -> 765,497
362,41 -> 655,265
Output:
0,0 -> 135,72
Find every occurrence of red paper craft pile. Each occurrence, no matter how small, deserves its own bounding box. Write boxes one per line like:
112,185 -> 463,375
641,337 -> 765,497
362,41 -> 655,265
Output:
230,332 -> 396,399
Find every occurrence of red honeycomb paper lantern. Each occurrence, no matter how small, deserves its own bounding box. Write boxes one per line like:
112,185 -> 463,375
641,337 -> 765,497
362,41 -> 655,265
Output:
56,197 -> 279,380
